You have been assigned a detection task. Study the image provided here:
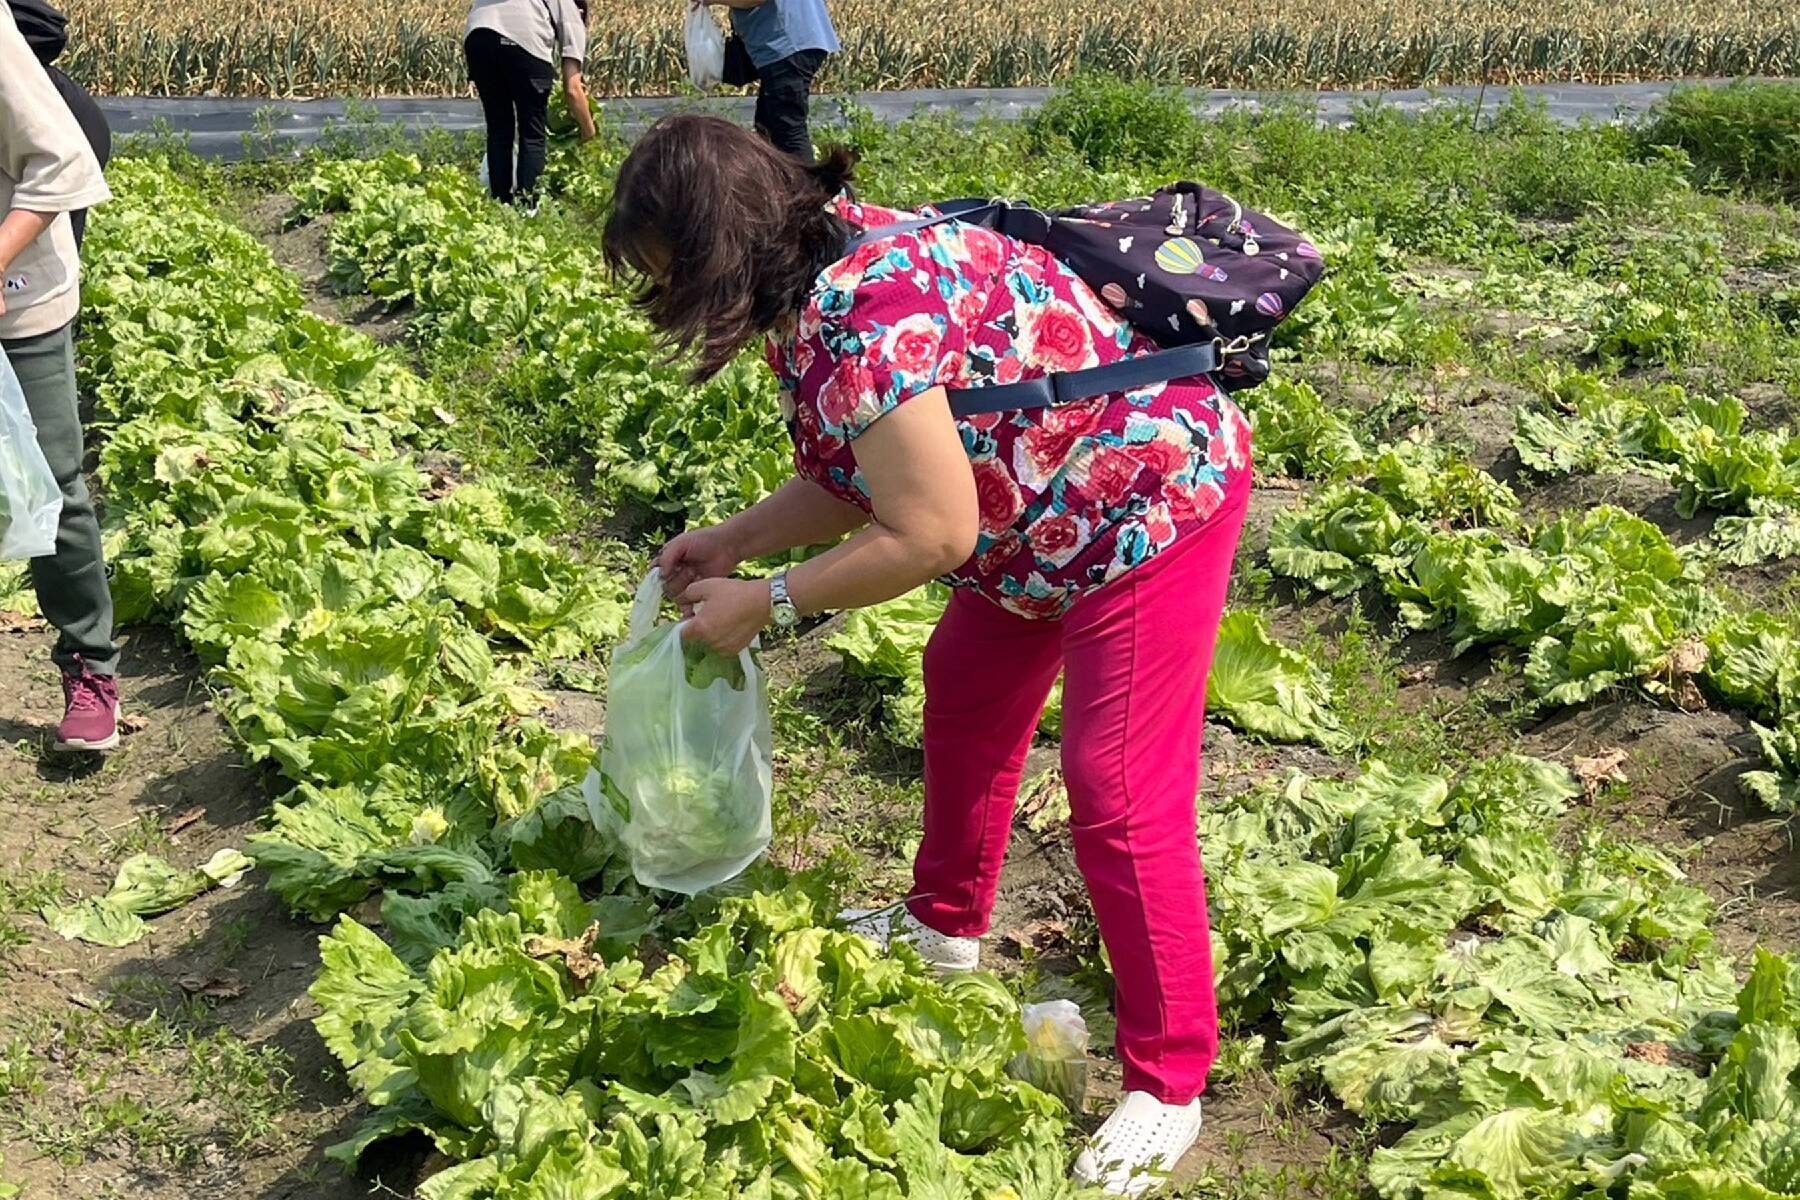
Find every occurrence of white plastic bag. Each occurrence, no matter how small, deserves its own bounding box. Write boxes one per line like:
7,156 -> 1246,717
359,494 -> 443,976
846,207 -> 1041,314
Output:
477,152 -> 489,191
1008,1000 -> 1090,1110
583,570 -> 772,894
0,349 -> 61,560
684,4 -> 725,91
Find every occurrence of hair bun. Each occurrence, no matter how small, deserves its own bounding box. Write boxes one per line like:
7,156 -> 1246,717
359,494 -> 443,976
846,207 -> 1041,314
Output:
808,146 -> 858,198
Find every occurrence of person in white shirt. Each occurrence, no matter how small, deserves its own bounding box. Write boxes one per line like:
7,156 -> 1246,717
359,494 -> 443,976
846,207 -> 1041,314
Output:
464,0 -> 598,205
0,4 -> 119,751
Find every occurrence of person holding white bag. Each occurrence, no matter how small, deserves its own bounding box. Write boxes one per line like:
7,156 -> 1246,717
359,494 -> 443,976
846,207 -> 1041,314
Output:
692,0 -> 838,162
0,3 -> 119,752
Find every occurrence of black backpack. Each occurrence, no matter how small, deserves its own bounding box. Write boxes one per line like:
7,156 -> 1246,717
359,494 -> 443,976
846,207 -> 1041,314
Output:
8,0 -> 69,62
846,183 -> 1325,416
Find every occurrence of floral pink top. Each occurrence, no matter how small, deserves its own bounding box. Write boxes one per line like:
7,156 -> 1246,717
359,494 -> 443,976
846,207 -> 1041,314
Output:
767,197 -> 1253,619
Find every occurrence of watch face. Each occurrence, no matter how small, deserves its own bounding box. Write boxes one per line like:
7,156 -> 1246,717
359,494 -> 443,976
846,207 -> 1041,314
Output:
773,604 -> 800,630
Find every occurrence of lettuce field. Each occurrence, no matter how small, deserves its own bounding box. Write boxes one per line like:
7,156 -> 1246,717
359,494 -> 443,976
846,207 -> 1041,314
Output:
1,77 -> 1799,1200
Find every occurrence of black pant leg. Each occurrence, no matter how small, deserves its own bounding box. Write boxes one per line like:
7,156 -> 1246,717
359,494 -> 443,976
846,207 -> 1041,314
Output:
754,50 -> 825,162
465,31 -> 518,201
512,81 -> 552,200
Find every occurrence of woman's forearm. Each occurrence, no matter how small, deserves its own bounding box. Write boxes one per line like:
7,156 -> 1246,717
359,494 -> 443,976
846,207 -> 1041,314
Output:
722,477 -> 869,560
777,388 -> 977,614
562,65 -> 597,140
784,520 -> 963,615
0,209 -> 54,274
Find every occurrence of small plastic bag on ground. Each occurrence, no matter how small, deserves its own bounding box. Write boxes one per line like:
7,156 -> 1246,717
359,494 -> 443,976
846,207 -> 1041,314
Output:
583,570 -> 772,894
684,5 -> 725,90
0,349 -> 61,560
1008,999 -> 1090,1111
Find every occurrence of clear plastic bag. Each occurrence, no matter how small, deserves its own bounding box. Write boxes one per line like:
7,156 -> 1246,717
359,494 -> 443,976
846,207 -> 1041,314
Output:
684,4 -> 725,91
1008,999 -> 1090,1111
583,570 -> 772,894
0,349 -> 61,561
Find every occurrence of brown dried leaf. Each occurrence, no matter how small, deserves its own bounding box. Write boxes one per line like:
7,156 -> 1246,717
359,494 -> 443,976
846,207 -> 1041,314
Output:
526,922 -> 605,990
1623,1040 -> 1702,1070
1668,637 -> 1709,677
120,713 -> 150,735
1004,918 -> 1071,953
167,806 -> 206,835
0,611 -> 44,634
775,980 -> 806,1012
423,466 -> 459,500
178,973 -> 244,1000
1017,768 -> 1064,815
1671,676 -> 1709,713
1572,748 -> 1629,800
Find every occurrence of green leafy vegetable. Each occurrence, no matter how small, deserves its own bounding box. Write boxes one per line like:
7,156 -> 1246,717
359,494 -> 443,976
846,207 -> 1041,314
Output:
43,848 -> 252,946
1206,610 -> 1348,749
312,884 -> 1094,1197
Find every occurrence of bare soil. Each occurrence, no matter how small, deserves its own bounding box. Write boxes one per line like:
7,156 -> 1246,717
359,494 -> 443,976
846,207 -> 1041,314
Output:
1524,700 -> 1800,956
0,624 -> 371,1200
1519,469 -> 1718,545
242,193 -> 411,345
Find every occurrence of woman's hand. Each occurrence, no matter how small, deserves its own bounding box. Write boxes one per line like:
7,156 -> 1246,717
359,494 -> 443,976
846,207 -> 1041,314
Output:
562,62 -> 598,142
679,577 -> 771,656
659,524 -> 744,598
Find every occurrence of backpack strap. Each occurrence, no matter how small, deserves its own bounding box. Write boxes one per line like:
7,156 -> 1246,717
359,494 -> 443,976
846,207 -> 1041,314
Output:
945,341 -> 1222,417
842,209 -> 1222,417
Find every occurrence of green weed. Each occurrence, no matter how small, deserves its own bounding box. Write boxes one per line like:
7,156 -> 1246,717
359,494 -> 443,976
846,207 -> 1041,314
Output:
1639,81 -> 1800,199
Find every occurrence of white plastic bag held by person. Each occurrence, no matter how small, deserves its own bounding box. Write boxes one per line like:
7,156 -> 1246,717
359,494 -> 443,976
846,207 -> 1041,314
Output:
0,348 -> 61,560
684,3 -> 725,91
583,570 -> 773,894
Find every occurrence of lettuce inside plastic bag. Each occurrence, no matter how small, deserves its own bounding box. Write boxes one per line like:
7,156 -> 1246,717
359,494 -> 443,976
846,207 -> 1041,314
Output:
584,571 -> 772,894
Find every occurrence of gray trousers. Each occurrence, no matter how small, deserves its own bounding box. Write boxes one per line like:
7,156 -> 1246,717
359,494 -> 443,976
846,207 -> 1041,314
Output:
3,322 -> 117,676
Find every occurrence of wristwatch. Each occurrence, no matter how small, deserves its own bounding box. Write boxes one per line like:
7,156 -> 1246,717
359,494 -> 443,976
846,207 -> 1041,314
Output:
769,571 -> 800,631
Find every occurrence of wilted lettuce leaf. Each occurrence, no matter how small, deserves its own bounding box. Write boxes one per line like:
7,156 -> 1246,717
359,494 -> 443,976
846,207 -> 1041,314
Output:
1206,610 -> 1348,750
1268,483 -> 1418,597
1742,716 -> 1800,815
1236,377 -> 1369,480
1710,505 -> 1800,568
43,848 -> 252,947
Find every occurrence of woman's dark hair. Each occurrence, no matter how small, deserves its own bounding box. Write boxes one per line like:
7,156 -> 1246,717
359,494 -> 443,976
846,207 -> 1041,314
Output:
603,114 -> 856,381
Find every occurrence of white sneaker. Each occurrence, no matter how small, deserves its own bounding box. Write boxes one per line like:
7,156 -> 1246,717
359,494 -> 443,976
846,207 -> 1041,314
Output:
840,905 -> 981,972
1072,1091 -> 1203,1196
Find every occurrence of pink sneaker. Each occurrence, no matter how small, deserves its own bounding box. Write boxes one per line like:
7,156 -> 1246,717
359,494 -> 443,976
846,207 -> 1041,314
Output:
56,662 -> 120,752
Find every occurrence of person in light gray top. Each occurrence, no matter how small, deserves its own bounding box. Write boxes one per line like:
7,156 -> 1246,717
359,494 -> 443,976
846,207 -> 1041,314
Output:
464,0 -> 596,206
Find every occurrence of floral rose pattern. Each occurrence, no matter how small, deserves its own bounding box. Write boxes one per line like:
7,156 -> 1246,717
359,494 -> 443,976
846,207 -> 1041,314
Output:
768,196 -> 1253,619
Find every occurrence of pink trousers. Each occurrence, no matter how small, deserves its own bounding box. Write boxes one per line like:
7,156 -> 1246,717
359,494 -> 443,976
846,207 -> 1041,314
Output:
909,474 -> 1250,1103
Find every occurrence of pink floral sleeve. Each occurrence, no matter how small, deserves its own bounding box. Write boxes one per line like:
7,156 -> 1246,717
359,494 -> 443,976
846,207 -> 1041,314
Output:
799,234 -> 965,442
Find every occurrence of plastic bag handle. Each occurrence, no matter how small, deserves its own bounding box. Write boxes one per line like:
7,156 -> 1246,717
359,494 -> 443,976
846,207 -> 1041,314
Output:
628,569 -> 666,642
